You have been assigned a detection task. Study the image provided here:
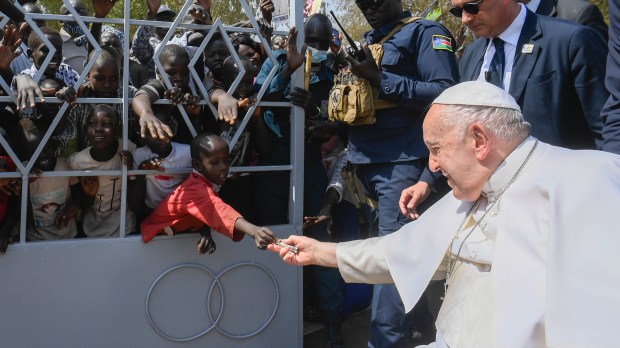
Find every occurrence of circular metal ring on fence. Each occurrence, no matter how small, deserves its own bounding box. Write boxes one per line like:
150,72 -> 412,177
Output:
145,263 -> 279,342
207,263 -> 279,339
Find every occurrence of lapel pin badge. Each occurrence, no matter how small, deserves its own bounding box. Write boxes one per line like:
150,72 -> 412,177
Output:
521,44 -> 534,54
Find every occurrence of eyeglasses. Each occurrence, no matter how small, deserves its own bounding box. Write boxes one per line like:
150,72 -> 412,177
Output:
355,0 -> 385,12
449,0 -> 484,18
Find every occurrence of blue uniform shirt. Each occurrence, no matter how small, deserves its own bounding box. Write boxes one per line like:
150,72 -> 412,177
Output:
347,12 -> 459,170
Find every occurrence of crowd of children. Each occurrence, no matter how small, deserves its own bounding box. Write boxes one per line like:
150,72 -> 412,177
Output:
0,0 -> 321,253
0,2 -> 356,346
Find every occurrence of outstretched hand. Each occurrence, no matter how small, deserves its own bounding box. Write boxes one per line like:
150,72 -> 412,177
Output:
267,235 -> 318,266
216,91 -> 239,125
302,215 -> 331,229
15,74 -> 45,110
139,111 -> 174,142
252,226 -> 276,250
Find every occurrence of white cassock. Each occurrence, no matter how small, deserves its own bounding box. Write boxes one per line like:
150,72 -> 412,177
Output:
337,137 -> 620,348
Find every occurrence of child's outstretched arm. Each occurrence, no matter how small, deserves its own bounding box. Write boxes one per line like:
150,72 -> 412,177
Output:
233,218 -> 276,250
132,92 -> 174,141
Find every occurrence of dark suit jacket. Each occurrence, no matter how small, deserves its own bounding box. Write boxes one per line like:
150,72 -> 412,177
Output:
601,0 -> 620,155
536,0 -> 608,40
460,9 -> 608,150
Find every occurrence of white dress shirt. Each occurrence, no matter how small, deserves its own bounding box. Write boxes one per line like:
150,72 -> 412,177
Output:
477,3 -> 527,91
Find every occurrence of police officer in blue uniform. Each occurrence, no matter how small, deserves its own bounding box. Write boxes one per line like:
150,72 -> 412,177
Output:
345,0 -> 459,346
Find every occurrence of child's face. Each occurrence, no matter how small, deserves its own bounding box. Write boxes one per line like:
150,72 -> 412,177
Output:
88,60 -> 120,98
204,40 -> 230,72
31,34 -> 63,77
85,110 -> 117,149
161,55 -> 190,88
194,144 -> 230,185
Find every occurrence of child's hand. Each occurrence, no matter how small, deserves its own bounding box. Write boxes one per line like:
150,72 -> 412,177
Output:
80,176 -> 99,197
139,111 -> 174,142
251,226 -> 276,250
188,4 -> 212,24
164,86 -> 185,106
55,203 -> 79,228
138,156 -> 165,171
216,92 -> 239,125
197,227 -> 216,254
119,150 -> 134,170
184,93 -> 201,116
14,74 -> 45,110
55,85 -> 84,107
303,215 -> 331,229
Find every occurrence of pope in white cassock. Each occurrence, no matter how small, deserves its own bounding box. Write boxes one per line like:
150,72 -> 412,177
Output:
269,81 -> 620,348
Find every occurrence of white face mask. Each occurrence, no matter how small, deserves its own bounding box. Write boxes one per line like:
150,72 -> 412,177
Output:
306,46 -> 328,64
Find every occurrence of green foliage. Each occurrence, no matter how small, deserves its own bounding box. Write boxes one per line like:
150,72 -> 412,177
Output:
34,0 -> 263,40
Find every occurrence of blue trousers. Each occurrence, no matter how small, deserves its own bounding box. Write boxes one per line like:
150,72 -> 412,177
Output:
355,160 -> 425,348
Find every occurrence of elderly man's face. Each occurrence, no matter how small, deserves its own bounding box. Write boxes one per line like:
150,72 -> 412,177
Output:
423,104 -> 488,201
451,0 -> 513,38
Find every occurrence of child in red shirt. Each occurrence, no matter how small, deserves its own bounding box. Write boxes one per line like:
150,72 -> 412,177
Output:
141,133 -> 276,254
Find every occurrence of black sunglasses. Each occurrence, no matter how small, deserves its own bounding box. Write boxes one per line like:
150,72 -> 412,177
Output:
356,0 -> 385,11
449,0 -> 484,18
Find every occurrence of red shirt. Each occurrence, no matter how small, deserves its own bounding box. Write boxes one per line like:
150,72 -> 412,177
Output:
141,172 -> 244,243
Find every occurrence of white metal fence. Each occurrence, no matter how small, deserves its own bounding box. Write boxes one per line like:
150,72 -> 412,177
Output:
0,0 -> 305,346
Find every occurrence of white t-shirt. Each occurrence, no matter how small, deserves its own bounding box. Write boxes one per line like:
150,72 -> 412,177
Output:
28,158 -> 79,241
68,141 -> 136,237
133,142 -> 191,209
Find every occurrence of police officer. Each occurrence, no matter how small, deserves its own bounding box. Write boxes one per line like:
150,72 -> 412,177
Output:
345,0 -> 459,346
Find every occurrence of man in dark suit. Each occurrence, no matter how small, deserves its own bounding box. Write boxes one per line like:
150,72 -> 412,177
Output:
520,0 -> 608,40
601,0 -> 620,154
456,0 -> 612,151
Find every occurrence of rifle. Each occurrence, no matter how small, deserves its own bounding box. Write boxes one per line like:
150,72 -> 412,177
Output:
330,10 -> 366,61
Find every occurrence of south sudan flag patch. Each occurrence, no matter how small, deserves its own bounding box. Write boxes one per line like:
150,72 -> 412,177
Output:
432,35 -> 453,52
